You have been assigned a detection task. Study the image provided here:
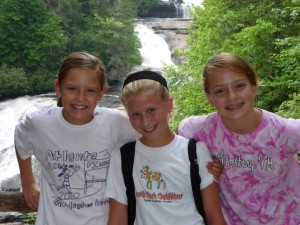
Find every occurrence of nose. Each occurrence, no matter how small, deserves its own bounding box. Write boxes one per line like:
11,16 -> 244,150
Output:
75,89 -> 85,101
227,88 -> 237,100
141,114 -> 152,126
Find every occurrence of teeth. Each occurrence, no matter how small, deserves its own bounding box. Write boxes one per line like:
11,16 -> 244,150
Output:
145,126 -> 155,132
226,103 -> 242,110
74,105 -> 86,109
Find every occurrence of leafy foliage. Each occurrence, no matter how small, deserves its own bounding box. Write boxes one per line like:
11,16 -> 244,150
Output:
167,0 -> 300,126
0,0 -> 151,98
0,66 -> 29,99
0,0 -> 67,73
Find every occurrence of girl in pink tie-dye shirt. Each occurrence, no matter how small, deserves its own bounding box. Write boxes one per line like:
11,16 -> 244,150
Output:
178,52 -> 300,225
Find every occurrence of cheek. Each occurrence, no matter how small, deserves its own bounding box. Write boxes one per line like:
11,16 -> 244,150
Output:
129,117 -> 140,129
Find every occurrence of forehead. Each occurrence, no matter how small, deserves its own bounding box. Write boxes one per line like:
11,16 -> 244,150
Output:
125,91 -> 163,107
208,69 -> 250,86
63,68 -> 100,85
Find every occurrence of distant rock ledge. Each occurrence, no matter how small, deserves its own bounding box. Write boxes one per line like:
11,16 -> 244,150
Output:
141,18 -> 191,64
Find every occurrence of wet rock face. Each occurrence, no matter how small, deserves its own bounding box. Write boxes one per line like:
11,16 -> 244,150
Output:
143,18 -> 191,64
0,212 -> 26,224
142,1 -> 188,19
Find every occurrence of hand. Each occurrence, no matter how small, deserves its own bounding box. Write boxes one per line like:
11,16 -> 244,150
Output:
207,156 -> 224,182
22,182 -> 40,211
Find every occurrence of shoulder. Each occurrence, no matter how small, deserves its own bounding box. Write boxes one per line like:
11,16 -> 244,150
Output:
261,109 -> 300,130
180,112 -> 217,128
19,107 -> 59,125
93,107 -> 130,126
178,112 -> 218,138
95,107 -> 127,119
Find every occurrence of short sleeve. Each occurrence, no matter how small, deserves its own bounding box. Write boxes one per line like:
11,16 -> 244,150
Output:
178,116 -> 205,139
104,148 -> 128,205
14,113 -> 34,159
195,142 -> 214,189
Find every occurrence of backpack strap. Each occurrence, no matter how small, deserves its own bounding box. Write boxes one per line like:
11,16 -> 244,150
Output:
188,139 -> 208,225
120,141 -> 136,225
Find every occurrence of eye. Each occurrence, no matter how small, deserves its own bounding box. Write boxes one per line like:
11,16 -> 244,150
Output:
130,112 -> 141,118
67,87 -> 78,93
85,88 -> 97,96
235,83 -> 246,90
214,88 -> 225,95
147,108 -> 155,113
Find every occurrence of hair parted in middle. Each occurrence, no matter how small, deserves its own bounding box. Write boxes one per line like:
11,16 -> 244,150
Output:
56,52 -> 107,107
120,66 -> 170,105
203,52 -> 258,94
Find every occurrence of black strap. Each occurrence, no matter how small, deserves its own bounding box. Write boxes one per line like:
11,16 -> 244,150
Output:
188,139 -> 208,225
120,142 -> 136,225
121,139 -> 207,225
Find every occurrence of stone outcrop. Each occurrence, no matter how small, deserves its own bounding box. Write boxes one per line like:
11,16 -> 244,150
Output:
143,18 -> 191,64
142,0 -> 190,19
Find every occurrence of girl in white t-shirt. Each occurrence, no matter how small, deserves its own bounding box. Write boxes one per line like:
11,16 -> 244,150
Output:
105,68 -> 225,225
14,52 -> 138,225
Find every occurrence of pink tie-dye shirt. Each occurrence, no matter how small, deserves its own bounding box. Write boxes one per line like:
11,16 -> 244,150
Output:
178,109 -> 300,225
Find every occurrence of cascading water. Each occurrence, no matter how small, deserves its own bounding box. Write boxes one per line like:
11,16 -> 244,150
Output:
134,22 -> 173,69
0,94 -> 57,191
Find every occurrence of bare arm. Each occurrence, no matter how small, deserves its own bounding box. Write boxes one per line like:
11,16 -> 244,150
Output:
16,149 -> 40,211
107,198 -> 128,225
201,182 -> 225,225
206,157 -> 224,182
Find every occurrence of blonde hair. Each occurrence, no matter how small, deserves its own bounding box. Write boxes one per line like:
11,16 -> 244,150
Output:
203,52 -> 258,94
120,67 -> 170,105
56,52 -> 107,106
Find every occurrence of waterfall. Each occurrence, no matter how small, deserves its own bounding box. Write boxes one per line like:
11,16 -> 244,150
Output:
134,21 -> 173,69
0,94 -> 57,191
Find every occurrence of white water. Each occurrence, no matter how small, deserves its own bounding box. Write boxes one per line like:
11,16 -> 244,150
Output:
0,94 -> 57,190
0,20 -> 174,191
135,23 -> 173,69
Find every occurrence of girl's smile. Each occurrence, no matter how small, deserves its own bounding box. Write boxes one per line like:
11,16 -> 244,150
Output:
206,69 -> 259,133
54,68 -> 106,125
125,90 -> 174,147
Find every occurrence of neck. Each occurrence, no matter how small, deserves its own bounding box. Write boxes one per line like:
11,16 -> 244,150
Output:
222,108 -> 262,134
140,130 -> 175,148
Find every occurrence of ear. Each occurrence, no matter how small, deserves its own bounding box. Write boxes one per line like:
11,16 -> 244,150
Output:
54,79 -> 61,97
97,86 -> 107,101
168,97 -> 174,113
252,85 -> 258,96
101,86 -> 107,94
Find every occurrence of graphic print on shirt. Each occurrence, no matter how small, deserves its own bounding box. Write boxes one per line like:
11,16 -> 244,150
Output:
47,148 -> 110,209
214,149 -> 274,175
136,165 -> 184,203
140,165 -> 166,190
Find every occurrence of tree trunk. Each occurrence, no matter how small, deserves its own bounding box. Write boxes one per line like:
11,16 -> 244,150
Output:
0,192 -> 33,213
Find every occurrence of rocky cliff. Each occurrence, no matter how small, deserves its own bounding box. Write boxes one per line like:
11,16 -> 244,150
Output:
143,18 -> 191,64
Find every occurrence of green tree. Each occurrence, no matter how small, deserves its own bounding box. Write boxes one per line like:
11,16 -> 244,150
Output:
0,0 -> 67,73
46,0 -> 142,81
168,0 -> 300,127
135,0 -> 160,17
0,67 -> 29,98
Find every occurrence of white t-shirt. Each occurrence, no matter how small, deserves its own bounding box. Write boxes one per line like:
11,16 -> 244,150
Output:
105,134 -> 214,225
14,106 -> 138,225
